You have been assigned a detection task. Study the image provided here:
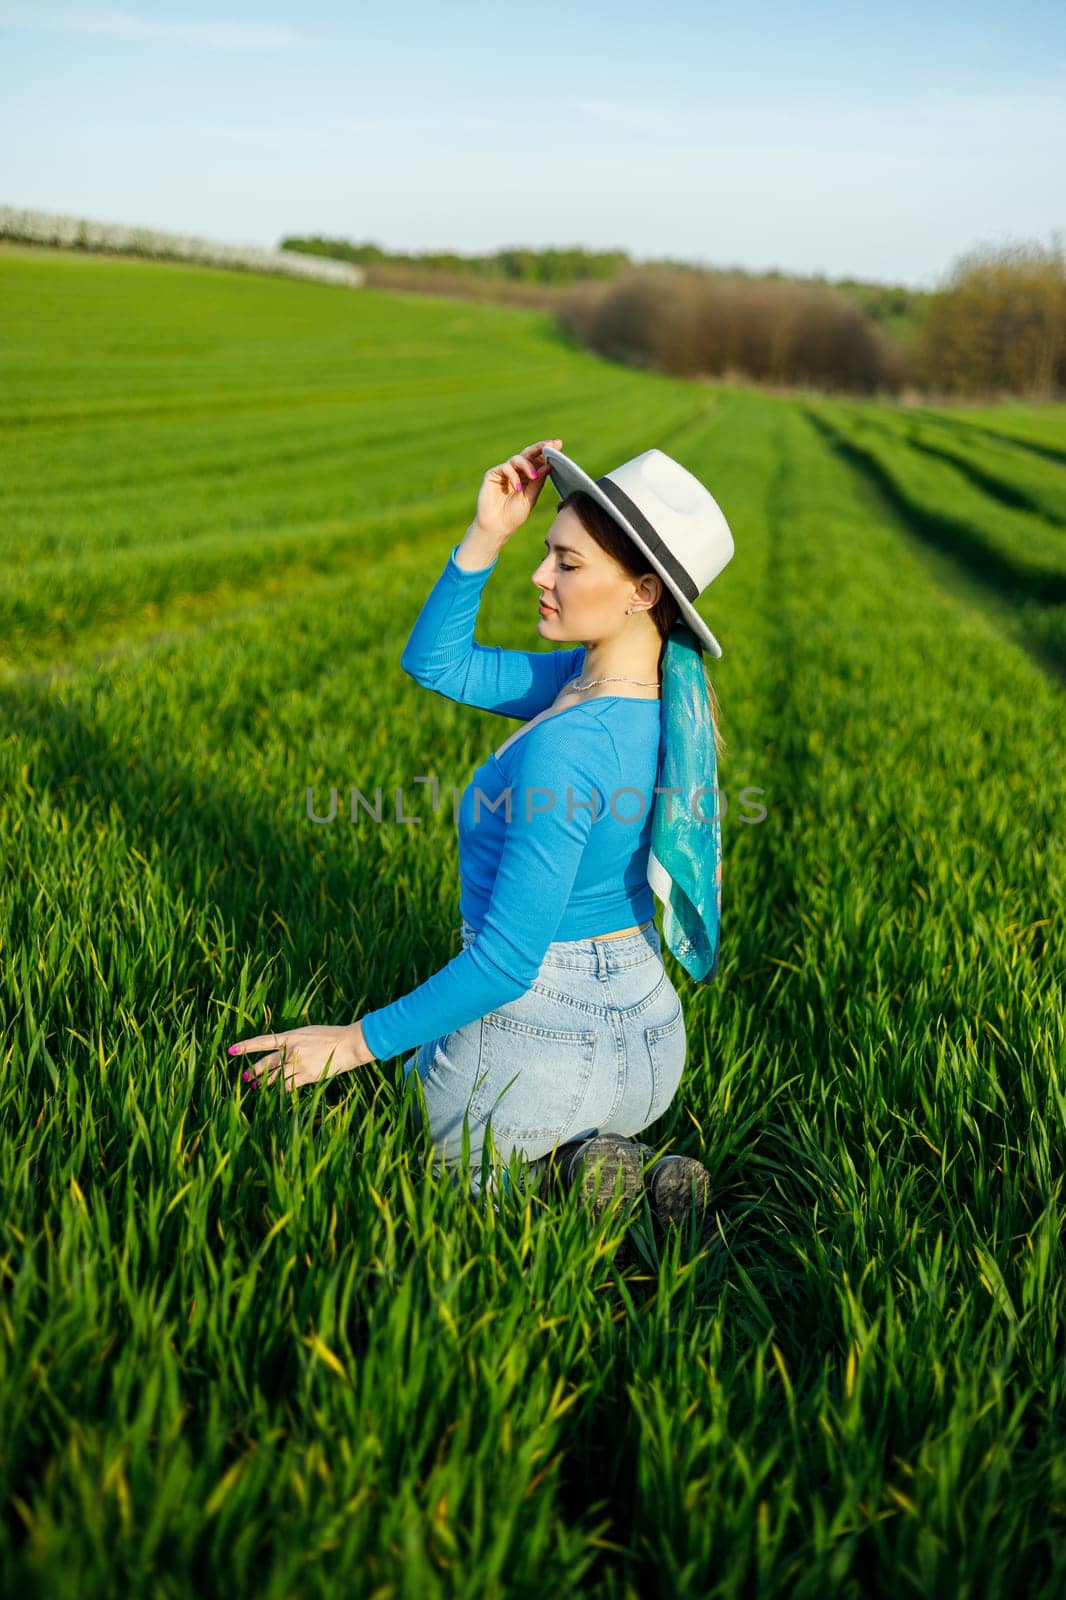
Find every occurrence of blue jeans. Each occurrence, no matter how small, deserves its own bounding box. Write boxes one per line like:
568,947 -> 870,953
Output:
402,918 -> 687,1184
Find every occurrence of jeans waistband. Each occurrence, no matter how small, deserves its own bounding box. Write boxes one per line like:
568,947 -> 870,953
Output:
459,917 -> 661,972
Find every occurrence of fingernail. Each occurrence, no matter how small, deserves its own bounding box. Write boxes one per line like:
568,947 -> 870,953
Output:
241,1071 -> 252,1082
227,1045 -> 237,1054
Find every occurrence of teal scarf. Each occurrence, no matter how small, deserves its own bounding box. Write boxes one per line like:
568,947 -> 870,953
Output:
646,622 -> 722,984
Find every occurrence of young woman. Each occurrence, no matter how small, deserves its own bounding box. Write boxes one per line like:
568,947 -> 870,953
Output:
230,437 -> 735,1233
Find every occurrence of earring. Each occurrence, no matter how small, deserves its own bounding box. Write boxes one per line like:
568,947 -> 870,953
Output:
625,607 -> 632,615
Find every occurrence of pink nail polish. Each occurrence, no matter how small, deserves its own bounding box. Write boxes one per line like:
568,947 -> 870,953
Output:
228,1045 -> 237,1054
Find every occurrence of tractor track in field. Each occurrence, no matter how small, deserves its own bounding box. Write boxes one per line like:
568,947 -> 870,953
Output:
741,407 -> 812,1011
804,408 -> 1066,690
804,409 -> 1066,606
886,429 -> 1066,527
907,409 -> 1066,470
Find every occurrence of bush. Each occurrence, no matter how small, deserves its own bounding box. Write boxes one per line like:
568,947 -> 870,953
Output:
556,265 -> 907,395
917,237 -> 1066,399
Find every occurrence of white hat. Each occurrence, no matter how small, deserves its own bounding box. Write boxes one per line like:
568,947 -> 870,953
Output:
543,444 -> 735,657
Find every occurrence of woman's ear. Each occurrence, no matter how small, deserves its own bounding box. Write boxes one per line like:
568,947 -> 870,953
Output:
638,572 -> 663,608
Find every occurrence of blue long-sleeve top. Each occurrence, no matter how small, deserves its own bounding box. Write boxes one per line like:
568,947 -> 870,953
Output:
359,543 -> 662,1061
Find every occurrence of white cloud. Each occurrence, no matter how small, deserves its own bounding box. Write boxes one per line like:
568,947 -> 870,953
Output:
0,6 -> 309,51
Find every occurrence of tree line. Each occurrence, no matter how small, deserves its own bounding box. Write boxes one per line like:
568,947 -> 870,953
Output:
281,234 -> 1065,400
279,237 -> 630,284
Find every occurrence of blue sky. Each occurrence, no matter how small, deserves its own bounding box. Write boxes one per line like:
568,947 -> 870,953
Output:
2,1 -> 1063,288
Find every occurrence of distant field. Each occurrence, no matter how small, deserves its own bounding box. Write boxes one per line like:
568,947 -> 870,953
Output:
802,396 -> 1066,673
1,247 -> 1063,1598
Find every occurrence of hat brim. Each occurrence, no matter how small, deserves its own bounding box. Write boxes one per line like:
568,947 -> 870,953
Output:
542,446 -> 724,658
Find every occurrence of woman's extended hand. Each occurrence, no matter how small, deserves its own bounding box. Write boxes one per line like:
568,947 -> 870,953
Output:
474,437 -> 563,542
228,1020 -> 377,1092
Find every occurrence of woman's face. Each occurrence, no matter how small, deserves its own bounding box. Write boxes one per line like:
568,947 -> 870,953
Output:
531,507 -> 659,640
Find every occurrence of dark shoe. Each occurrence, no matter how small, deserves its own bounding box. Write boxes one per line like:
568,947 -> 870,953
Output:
559,1133 -> 647,1224
645,1153 -> 715,1245
541,1134 -> 647,1270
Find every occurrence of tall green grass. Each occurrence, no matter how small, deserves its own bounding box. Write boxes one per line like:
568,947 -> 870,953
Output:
1,248 -> 1064,1598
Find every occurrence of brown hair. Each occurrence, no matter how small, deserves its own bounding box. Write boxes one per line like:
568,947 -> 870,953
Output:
559,489 -> 724,761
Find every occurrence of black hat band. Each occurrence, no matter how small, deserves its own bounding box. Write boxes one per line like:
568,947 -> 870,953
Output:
594,474 -> 700,603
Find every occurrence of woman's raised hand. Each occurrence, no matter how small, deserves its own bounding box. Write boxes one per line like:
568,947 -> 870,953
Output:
475,438 -> 563,542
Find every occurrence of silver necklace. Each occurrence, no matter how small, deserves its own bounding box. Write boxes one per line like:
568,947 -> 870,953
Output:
571,673 -> 660,692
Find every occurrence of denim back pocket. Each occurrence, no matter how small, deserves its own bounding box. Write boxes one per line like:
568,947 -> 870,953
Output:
472,1013 -> 597,1145
643,998 -> 687,1124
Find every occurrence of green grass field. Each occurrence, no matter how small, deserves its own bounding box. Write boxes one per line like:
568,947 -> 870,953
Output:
1,247 -> 1064,1598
